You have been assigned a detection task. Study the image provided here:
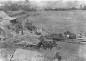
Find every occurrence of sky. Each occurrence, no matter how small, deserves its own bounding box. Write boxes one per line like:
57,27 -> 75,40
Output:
29,0 -> 86,8
0,0 -> 85,4
0,0 -> 85,2
0,0 -> 86,8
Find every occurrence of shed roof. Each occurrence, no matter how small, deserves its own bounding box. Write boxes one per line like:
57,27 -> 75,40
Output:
0,11 -> 16,21
0,11 -> 16,26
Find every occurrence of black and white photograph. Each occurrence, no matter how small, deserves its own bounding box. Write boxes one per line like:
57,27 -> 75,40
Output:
0,0 -> 86,61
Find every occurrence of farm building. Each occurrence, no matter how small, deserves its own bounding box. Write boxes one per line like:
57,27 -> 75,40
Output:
0,11 -> 16,25
0,11 -> 16,40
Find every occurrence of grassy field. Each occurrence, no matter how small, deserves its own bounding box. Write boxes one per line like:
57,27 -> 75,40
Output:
28,10 -> 86,34
27,10 -> 86,61
5,10 -> 86,61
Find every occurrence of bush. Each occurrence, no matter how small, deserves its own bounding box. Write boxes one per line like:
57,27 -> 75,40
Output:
24,20 -> 37,31
36,39 -> 57,50
82,6 -> 86,10
64,31 -> 76,39
2,3 -> 20,11
1,2 -> 36,11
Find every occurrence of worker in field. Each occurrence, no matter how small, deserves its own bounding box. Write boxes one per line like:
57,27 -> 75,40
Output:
54,52 -> 62,61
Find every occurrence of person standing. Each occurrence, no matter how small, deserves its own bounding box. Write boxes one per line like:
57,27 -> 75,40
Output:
54,52 -> 62,61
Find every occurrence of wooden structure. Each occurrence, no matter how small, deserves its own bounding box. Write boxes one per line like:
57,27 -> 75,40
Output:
0,11 -> 16,40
